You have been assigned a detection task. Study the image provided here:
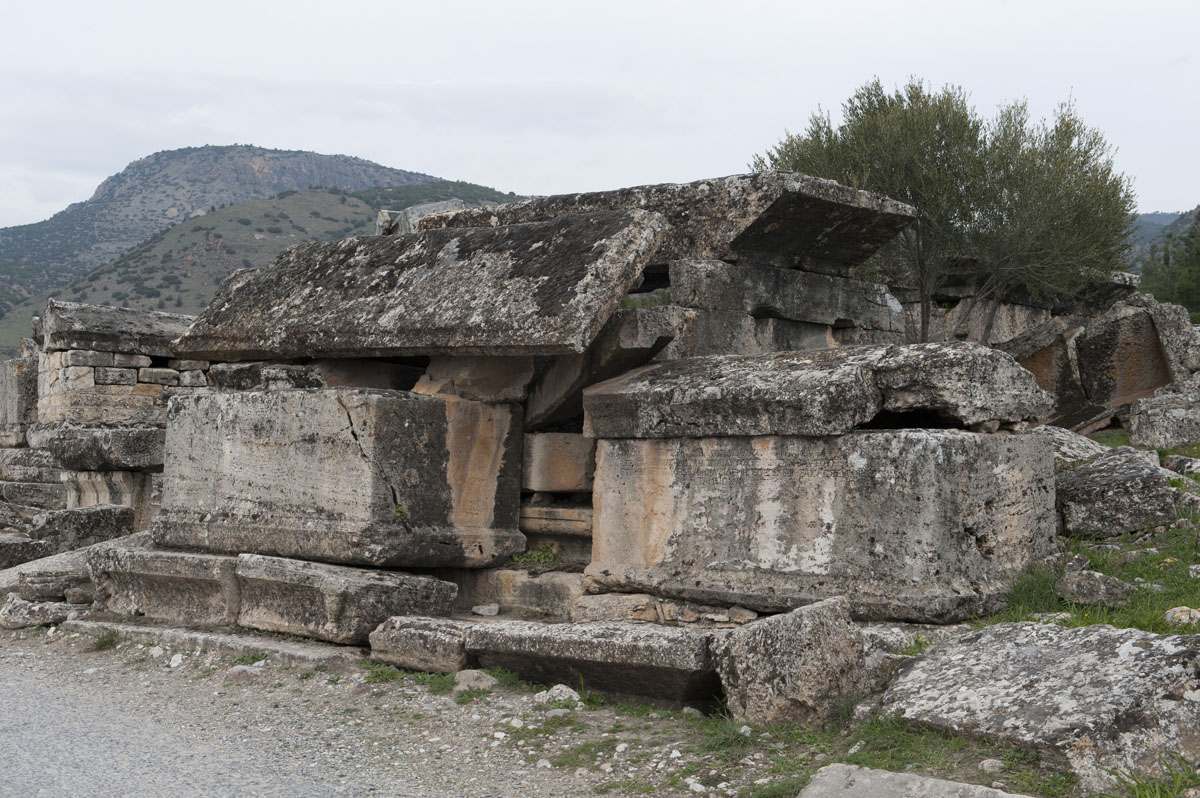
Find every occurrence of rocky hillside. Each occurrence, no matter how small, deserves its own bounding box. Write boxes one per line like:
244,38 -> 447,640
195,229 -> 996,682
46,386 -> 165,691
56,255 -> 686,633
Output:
1132,206 -> 1199,264
0,145 -> 438,317
0,181 -> 518,353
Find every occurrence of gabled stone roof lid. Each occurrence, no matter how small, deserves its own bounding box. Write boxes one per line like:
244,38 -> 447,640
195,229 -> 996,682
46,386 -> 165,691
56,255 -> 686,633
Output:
583,342 -> 1052,438
174,209 -> 667,360
416,171 -> 916,275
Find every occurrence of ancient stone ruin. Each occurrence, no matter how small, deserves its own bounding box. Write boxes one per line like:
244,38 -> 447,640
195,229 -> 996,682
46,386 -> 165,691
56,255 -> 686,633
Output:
2,171 -> 1198,792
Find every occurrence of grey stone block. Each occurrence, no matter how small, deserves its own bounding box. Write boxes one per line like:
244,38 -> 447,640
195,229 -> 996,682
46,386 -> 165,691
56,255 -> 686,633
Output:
26,423 -> 166,472
0,533 -> 50,570
0,448 -> 63,484
28,505 -> 135,555
94,367 -> 136,385
437,568 -> 583,620
234,554 -> 457,645
174,210 -> 668,360
87,544 -> 240,626
1056,447 -> 1177,537
522,433 -> 595,493
64,350 -> 114,367
41,300 -> 194,358
798,764 -> 1036,798
112,353 -> 153,368
138,367 -> 179,386
0,356 -> 38,429
152,388 -> 524,568
0,593 -> 82,629
369,616 -> 473,673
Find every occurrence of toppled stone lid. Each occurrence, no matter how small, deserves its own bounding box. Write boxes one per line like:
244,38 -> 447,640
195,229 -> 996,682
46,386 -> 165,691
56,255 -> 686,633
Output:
174,209 -> 667,360
41,300 -> 196,358
583,342 -> 1053,438
416,171 -> 916,276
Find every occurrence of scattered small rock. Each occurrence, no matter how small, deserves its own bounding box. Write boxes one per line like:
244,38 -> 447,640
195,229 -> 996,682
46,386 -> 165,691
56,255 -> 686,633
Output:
1164,607 -> 1200,627
980,758 -> 1005,774
531,684 -> 580,706
471,603 -> 500,617
225,665 -> 259,684
452,669 -> 498,694
1054,570 -> 1132,606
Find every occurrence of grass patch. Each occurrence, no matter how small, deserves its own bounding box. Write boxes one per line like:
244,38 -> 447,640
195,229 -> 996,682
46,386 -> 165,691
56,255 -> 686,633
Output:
360,659 -> 405,684
231,651 -> 267,665
550,738 -> 617,768
89,630 -> 120,651
1097,754 -> 1200,797
594,778 -> 656,794
1090,428 -> 1132,448
454,688 -> 492,704
509,713 -> 587,742
485,666 -> 541,692
693,715 -> 754,764
297,670 -> 314,680
411,671 -> 456,695
741,774 -> 813,798
510,546 -> 557,566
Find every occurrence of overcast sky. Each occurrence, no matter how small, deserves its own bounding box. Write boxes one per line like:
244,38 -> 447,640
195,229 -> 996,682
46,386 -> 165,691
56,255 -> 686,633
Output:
0,0 -> 1195,228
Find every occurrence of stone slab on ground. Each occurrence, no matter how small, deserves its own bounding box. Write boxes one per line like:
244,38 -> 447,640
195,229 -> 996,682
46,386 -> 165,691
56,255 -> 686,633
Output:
152,388 -> 524,568
87,545 -> 241,627
881,621 -> 1200,792
60,619 -> 368,669
583,343 -> 1051,439
174,210 -> 667,359
586,430 -> 1055,622
1056,446 -> 1178,537
0,592 -> 84,628
415,172 -> 916,274
713,597 -> 868,726
40,300 -> 195,357
669,259 -> 903,331
26,423 -> 166,472
465,620 -> 722,706
797,764 -> 1036,798
368,616 -> 475,673
234,554 -> 458,645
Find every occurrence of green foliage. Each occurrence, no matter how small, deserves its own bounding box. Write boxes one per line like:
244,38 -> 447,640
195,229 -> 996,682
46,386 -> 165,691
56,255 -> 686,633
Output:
753,78 -> 1135,341
485,666 -> 542,692
231,651 -> 267,665
1142,215 -> 1200,320
620,287 -> 672,310
1098,754 -> 1200,797
510,546 -> 556,565
90,630 -> 120,651
453,688 -> 491,704
359,659 -> 405,684
410,671 -> 455,695
393,503 -> 408,522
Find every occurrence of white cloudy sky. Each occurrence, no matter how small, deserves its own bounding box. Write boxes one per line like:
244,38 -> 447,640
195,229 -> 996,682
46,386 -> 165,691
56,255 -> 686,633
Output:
0,0 -> 1196,228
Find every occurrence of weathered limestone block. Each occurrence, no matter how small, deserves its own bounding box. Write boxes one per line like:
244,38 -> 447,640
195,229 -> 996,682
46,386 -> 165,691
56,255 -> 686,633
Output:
0,593 -> 81,629
26,423 -> 165,472
87,545 -> 240,626
1054,569 -> 1132,606
798,764 -> 1037,798
412,356 -> 535,403
376,199 -> 468,235
416,172 -> 916,275
1056,447 -> 1177,537
0,478 -> 66,510
998,316 -> 1089,425
137,367 -> 179,386
60,470 -> 156,532
234,554 -> 457,645
94,367 -> 136,385
0,531 -> 150,598
438,569 -> 583,620
28,505 -> 135,554
168,359 -> 210,371
670,259 -> 903,331
1129,373 -> 1200,448
0,356 -> 37,434
465,620 -> 722,706
584,343 -> 1052,439
518,505 -> 592,537
881,622 -> 1200,792
112,353 -> 152,368
523,433 -> 595,493
17,568 -> 91,602
570,593 -> 759,625
0,532 -> 49,569
174,210 -> 668,360
64,350 -> 114,367
0,447 -> 63,483
1124,293 -> 1200,376
1028,424 -> 1107,472
652,310 -> 835,361
1075,302 -> 1177,409
40,300 -> 194,357
586,431 -> 1056,621
713,597 -> 868,726
368,616 -> 473,672
178,370 -> 207,387
152,388 -> 524,568
36,352 -> 167,424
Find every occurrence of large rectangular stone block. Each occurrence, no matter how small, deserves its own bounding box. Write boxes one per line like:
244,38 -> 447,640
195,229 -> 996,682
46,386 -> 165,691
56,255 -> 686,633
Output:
0,356 -> 37,429
41,300 -> 195,357
522,433 -> 595,493
234,554 -> 457,644
585,430 -> 1056,622
87,545 -> 240,626
152,388 -> 524,568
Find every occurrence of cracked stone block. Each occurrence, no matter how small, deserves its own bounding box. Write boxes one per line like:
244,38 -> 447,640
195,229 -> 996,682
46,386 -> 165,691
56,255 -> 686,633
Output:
585,430 -> 1056,622
152,388 -> 525,568
234,554 -> 457,645
86,544 -> 240,626
1056,447 -> 1178,537
881,622 -> 1200,793
416,172 -> 916,275
174,210 -> 668,360
1129,373 -> 1200,448
369,616 -> 474,673
465,620 -> 722,707
0,593 -> 82,629
40,300 -> 195,358
17,568 -> 92,602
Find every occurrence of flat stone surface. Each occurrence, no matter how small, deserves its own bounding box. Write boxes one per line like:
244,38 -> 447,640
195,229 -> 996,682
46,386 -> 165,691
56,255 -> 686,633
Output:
586,430 -> 1056,621
41,300 -> 195,357
1129,373 -> 1200,448
713,597 -> 868,726
583,343 -> 1052,439
416,172 -> 916,274
1056,446 -> 1178,537
368,615 -> 473,673
26,423 -> 166,472
669,259 -> 903,330
1028,425 -> 1107,472
174,210 -> 667,359
465,620 -> 722,706
87,544 -> 241,626
881,622 -> 1200,792
152,388 -> 524,568
235,554 -> 457,645
798,764 -> 1036,798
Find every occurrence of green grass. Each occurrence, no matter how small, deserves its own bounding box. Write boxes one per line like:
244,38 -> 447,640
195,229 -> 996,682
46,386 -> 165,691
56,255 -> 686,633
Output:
485,666 -> 542,692
89,630 -> 120,651
510,546 -> 557,566
1097,754 -> 1200,797
549,738 -> 617,768
410,671 -> 456,695
360,660 -> 405,684
454,688 -> 492,704
620,287 -> 672,310
1091,428 -> 1133,448
231,651 -> 267,665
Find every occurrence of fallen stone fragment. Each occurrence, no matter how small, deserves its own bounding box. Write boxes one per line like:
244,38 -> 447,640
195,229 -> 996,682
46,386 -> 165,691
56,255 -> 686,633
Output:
584,343 -> 1051,439
1053,570 -> 1132,606
531,684 -> 581,706
452,669 -> 498,694
1129,373 -> 1200,448
88,545 -> 241,626
415,172 -> 916,274
881,622 -> 1200,792
234,554 -> 457,645
0,593 -> 82,628
40,300 -> 195,357
471,603 -> 500,617
368,616 -> 473,673
713,597 -> 868,726
1027,425 -> 1107,472
28,505 -> 135,556
175,210 -> 668,359
587,430 -> 1055,621
1055,447 -> 1178,537
797,764 -> 1035,798
17,568 -> 91,602
465,620 -> 721,706
1164,607 -> 1200,627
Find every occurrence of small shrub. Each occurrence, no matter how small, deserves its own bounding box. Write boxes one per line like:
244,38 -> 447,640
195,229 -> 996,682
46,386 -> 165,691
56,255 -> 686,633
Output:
90,630 -> 120,651
510,546 -> 556,565
360,659 -> 405,684
232,651 -> 267,665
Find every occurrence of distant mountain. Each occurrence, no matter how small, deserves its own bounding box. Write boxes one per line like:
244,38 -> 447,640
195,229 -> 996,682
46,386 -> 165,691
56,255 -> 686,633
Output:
1131,208 -> 1197,264
0,180 -> 519,352
0,145 -> 439,318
